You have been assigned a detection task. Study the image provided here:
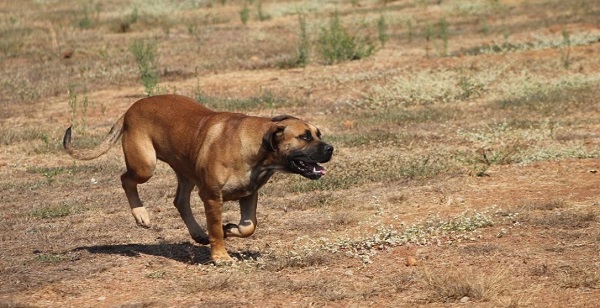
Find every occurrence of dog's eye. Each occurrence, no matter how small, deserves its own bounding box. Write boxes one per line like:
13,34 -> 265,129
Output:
299,134 -> 312,141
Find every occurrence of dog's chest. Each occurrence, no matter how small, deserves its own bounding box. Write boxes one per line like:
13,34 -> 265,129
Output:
221,169 -> 274,201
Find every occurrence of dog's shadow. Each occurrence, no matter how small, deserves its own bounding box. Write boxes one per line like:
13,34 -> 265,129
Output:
74,242 -> 261,265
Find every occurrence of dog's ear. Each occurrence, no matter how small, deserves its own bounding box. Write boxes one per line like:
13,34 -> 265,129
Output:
263,125 -> 285,152
271,115 -> 297,122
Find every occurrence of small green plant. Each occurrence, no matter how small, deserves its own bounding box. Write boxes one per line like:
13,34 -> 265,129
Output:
68,83 -> 78,128
76,2 -> 102,29
29,166 -> 71,184
146,270 -> 166,279
377,15 -> 388,47
436,17 -> 449,56
77,5 -> 93,29
425,23 -> 434,56
256,1 -> 270,21
480,18 -> 490,35
458,71 -> 484,100
130,38 -> 160,96
406,19 -> 414,42
424,18 -> 450,56
129,6 -> 138,24
67,83 -> 91,135
318,11 -> 375,64
297,13 -> 310,67
240,3 -> 250,25
560,29 -> 571,69
34,253 -> 64,263
118,6 -> 138,33
277,11 -> 310,68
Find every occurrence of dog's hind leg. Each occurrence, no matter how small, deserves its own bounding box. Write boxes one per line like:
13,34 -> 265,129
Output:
120,135 -> 156,228
173,172 -> 209,245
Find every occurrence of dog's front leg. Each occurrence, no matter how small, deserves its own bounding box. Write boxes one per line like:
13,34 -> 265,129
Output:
224,192 -> 258,238
202,197 -> 233,262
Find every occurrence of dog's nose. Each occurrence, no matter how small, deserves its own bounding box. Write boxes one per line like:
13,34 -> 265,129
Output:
324,144 -> 334,155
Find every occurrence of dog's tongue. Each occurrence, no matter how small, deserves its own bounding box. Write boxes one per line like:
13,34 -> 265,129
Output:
313,165 -> 327,176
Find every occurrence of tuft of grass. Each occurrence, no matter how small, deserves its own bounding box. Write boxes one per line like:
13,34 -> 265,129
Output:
420,267 -> 509,303
34,253 -> 65,263
525,199 -> 566,211
130,38 -> 160,96
556,264 -> 600,289
185,273 -> 238,292
326,131 -> 405,147
28,166 -> 70,184
256,1 -> 270,21
240,2 -> 250,25
366,67 -> 497,108
461,31 -> 600,56
76,4 -> 94,29
296,12 -> 310,67
377,14 -> 388,47
0,127 -> 49,146
529,210 -> 596,229
317,11 -> 375,65
117,6 -> 139,33
495,76 -> 600,117
265,249 -> 330,271
279,12 -> 310,68
67,83 -> 92,135
32,203 -> 74,219
406,19 -> 414,42
196,90 -> 286,112
435,17 -> 449,56
560,29 -> 571,69
458,143 -> 525,177
289,151 -> 455,193
146,270 -> 166,279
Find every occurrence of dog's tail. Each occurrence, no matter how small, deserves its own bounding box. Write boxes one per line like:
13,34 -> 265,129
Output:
63,115 -> 125,160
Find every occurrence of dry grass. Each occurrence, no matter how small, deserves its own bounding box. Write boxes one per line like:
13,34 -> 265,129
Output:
420,266 -> 509,303
2,0 -> 600,306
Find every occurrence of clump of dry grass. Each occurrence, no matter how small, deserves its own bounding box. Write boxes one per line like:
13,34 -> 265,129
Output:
556,263 -> 600,289
420,266 -> 509,303
529,209 -> 597,229
184,272 -> 241,293
524,199 -> 566,211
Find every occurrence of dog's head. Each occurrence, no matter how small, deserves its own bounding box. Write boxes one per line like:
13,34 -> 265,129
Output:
263,115 -> 334,180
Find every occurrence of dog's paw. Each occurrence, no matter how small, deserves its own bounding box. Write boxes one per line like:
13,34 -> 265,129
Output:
222,223 -> 238,237
211,252 -> 235,265
131,207 -> 151,228
191,234 -> 210,245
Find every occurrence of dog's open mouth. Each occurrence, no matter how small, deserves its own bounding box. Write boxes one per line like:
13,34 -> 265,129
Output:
290,159 -> 327,179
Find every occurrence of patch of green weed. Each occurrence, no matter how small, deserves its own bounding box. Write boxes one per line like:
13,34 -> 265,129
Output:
130,38 -> 160,96
318,11 -> 376,64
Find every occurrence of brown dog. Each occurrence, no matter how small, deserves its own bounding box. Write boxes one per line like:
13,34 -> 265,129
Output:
63,94 -> 333,262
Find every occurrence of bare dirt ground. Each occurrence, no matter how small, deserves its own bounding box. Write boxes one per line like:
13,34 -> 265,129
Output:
1,0 -> 600,307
